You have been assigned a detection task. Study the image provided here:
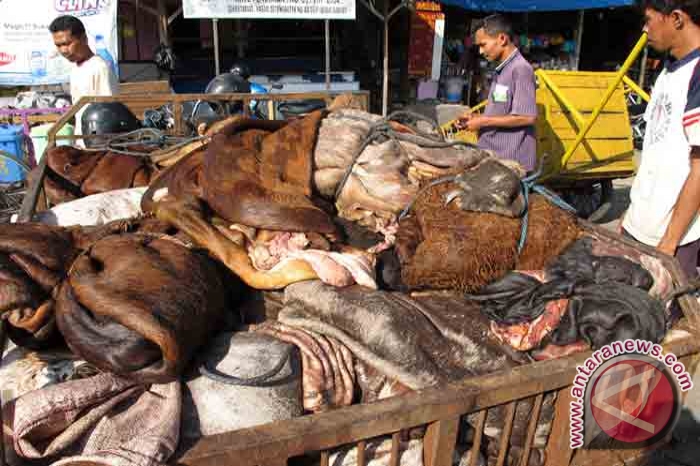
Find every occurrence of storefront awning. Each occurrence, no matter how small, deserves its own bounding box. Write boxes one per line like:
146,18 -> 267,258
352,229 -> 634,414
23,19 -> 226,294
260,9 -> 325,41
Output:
438,0 -> 634,11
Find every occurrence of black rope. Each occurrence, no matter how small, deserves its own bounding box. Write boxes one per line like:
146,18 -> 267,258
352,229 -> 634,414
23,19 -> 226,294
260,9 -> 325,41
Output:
199,345 -> 293,387
81,128 -> 206,157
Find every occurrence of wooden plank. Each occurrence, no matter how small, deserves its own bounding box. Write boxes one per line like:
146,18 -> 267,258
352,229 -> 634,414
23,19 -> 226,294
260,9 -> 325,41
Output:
546,139 -> 635,172
519,394 -> 545,466
495,402 -> 517,466
543,113 -> 633,140
544,390 -> 574,466
469,410 -> 488,466
423,418 -> 460,466
175,336 -> 700,466
538,72 -> 627,89
357,440 -> 367,466
389,432 -> 400,466
543,87 -> 627,113
119,80 -> 171,94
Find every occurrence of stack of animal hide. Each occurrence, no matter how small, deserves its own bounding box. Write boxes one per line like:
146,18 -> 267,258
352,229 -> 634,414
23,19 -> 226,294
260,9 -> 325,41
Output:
312,109 -> 493,232
0,221 -> 130,349
32,146 -> 158,205
470,237 -> 667,351
266,280 -> 554,466
142,114 -> 377,290
395,182 -> 581,293
0,220 -> 234,384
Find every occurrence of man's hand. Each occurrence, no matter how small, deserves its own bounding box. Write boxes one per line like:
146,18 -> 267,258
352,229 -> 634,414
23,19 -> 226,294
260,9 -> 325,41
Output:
454,113 -> 472,130
464,116 -> 486,132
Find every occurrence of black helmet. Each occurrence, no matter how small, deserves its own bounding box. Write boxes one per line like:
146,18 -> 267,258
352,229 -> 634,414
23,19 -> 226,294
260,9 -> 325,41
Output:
204,72 -> 251,94
229,62 -> 252,80
81,102 -> 140,147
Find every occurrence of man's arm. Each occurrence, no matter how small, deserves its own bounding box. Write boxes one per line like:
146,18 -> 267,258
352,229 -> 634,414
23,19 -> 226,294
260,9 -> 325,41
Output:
462,64 -> 537,131
659,62 -> 700,256
465,114 -> 536,131
657,150 -> 700,256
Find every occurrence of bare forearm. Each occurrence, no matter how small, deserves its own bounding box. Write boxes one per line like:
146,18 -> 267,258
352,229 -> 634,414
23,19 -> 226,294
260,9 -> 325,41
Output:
660,162 -> 700,251
479,115 -> 536,129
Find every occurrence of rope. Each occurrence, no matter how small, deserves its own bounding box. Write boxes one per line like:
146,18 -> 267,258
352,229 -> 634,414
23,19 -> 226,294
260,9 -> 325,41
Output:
199,345 -> 293,387
80,128 -> 206,158
516,166 -> 578,254
333,111 -> 479,201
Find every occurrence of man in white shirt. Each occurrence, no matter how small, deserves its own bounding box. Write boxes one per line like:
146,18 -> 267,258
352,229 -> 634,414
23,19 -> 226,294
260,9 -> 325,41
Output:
622,1 -> 700,279
49,15 -> 118,143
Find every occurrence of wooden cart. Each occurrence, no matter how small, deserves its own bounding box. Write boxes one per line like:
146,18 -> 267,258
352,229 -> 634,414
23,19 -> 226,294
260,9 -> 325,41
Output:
8,90 -> 700,466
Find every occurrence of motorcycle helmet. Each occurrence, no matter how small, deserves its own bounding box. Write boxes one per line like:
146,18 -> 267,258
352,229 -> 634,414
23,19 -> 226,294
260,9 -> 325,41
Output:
81,102 -> 141,148
204,72 -> 251,94
229,62 -> 252,81
203,71 -> 251,116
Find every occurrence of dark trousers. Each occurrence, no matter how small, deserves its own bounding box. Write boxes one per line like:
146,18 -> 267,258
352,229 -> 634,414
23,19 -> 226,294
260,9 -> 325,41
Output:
622,229 -> 700,279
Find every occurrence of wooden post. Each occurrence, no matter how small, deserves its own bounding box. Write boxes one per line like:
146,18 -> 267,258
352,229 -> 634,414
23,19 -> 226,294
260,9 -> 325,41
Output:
382,1 -> 389,117
574,11 -> 584,71
423,418 -> 460,466
157,0 -> 170,46
325,20 -> 331,91
213,19 -> 221,76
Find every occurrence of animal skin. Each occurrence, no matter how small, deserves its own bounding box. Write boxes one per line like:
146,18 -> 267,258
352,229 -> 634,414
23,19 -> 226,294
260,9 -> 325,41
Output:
41,146 -> 159,205
55,233 -> 233,384
396,183 -> 581,293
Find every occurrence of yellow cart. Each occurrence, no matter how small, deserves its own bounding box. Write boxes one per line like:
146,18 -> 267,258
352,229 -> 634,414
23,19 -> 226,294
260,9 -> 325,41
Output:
442,34 -> 651,222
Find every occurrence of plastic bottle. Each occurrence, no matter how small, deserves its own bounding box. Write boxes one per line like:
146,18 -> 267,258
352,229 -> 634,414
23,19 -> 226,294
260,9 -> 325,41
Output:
94,34 -> 118,77
30,51 -> 47,78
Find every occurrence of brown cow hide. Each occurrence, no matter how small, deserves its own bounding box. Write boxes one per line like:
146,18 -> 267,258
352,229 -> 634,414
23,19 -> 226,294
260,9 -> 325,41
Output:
201,111 -> 335,234
42,146 -> 159,205
0,223 -> 82,348
81,152 -> 144,195
150,197 -> 375,290
55,233 -> 234,384
396,184 -> 581,293
0,218 -> 193,351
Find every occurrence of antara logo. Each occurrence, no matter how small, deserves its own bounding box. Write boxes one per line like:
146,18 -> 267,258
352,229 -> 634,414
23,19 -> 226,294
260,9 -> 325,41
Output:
55,0 -> 109,13
0,52 -> 16,66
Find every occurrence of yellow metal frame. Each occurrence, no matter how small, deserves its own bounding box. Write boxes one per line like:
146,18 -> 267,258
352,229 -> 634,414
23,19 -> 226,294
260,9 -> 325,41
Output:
441,33 -> 651,182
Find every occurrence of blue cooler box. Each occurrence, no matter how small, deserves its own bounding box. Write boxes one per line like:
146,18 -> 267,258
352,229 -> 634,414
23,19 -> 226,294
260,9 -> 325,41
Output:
0,124 -> 26,183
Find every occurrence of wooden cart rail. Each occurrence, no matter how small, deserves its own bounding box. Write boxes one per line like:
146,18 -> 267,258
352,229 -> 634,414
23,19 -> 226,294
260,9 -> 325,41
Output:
16,91 -> 370,223
175,222 -> 700,466
177,339 -> 700,466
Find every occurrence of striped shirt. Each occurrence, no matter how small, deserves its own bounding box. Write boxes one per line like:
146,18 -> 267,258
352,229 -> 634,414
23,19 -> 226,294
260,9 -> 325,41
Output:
477,49 -> 538,172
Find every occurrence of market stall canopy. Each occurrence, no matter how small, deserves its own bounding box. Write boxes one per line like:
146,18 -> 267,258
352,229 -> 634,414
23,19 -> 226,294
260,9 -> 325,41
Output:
438,0 -> 633,11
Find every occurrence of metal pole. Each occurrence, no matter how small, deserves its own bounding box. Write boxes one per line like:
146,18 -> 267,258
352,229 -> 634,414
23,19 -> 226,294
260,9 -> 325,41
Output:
213,19 -> 221,76
325,20 -> 331,91
574,10 -> 584,71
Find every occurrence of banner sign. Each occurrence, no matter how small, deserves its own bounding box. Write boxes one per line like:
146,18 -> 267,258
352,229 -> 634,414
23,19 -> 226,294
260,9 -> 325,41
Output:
0,0 -> 119,86
183,0 -> 356,20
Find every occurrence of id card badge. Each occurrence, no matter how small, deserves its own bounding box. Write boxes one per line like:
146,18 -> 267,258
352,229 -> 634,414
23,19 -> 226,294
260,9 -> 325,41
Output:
492,84 -> 509,103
